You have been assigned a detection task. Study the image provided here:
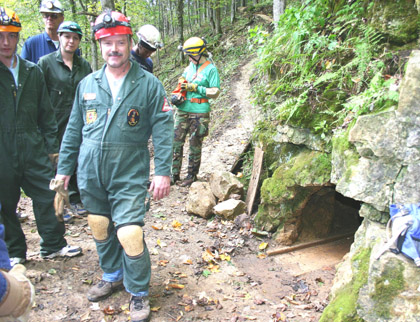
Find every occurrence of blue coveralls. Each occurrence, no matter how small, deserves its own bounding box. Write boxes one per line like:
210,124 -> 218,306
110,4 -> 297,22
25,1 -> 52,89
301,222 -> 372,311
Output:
57,60 -> 174,294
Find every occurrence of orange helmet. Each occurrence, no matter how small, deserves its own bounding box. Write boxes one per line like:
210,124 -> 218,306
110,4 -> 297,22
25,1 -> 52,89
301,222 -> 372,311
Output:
93,10 -> 132,41
0,7 -> 21,33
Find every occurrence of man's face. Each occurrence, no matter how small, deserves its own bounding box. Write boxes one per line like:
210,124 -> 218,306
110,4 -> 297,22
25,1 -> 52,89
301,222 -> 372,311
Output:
42,12 -> 64,32
0,31 -> 18,60
137,45 -> 154,59
59,32 -> 80,54
100,34 -> 132,69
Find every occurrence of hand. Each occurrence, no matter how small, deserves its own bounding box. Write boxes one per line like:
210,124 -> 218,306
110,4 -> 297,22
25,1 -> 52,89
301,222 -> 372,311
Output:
180,82 -> 198,92
0,264 -> 35,321
178,76 -> 186,84
54,174 -> 71,190
148,176 -> 171,201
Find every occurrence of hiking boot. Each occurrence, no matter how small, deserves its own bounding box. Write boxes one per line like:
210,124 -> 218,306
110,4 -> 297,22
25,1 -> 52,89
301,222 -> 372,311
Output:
10,257 -> 26,267
42,245 -> 82,259
63,211 -> 74,224
87,279 -> 124,302
171,174 -> 180,185
130,296 -> 150,322
180,174 -> 196,187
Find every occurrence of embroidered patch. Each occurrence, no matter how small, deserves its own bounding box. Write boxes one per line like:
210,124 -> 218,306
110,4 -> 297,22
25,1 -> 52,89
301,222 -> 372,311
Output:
162,97 -> 172,112
83,93 -> 96,100
86,109 -> 97,124
127,109 -> 140,126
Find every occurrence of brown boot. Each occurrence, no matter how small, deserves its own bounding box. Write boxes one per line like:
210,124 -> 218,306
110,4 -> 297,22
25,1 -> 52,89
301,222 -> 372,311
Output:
130,295 -> 150,322
87,279 -> 123,302
180,174 -> 196,187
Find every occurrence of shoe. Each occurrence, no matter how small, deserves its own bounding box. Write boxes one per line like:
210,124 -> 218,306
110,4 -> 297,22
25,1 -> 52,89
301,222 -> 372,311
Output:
10,257 -> 26,267
130,296 -> 150,322
171,174 -> 180,186
71,203 -> 88,216
17,212 -> 29,222
42,245 -> 82,259
87,279 -> 124,302
63,212 -> 74,224
180,174 -> 196,187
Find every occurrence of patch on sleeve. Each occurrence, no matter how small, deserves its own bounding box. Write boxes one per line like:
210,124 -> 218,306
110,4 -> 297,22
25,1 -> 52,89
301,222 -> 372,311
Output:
162,97 -> 172,112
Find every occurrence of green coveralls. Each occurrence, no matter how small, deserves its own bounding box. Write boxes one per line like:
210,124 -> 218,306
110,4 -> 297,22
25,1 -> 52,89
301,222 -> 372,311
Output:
0,57 -> 67,259
172,60 -> 220,178
38,50 -> 92,203
57,60 -> 174,294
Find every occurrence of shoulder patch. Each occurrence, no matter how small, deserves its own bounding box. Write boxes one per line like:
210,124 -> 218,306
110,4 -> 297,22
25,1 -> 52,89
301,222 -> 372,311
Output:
162,97 -> 172,112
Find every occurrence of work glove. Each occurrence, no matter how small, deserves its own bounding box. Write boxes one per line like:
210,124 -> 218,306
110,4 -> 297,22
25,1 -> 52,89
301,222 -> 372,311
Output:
181,82 -> 198,92
178,76 -> 186,84
49,179 -> 71,222
0,264 -> 35,322
171,94 -> 185,106
48,153 -> 59,170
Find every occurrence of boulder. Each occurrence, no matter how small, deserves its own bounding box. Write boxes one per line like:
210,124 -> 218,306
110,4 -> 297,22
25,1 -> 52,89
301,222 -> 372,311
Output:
213,199 -> 246,220
186,182 -> 216,218
210,171 -> 244,201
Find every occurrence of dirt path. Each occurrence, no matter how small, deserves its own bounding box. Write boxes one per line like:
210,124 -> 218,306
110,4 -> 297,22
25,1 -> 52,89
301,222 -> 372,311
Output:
18,61 -> 348,322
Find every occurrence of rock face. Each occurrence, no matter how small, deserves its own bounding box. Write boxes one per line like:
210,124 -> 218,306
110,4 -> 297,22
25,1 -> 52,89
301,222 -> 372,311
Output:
185,182 -> 216,218
320,51 -> 420,321
256,50 -> 420,321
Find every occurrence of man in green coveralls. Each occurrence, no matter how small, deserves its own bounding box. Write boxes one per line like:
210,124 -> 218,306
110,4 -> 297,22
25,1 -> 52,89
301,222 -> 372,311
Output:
171,37 -> 220,187
38,21 -> 92,221
55,10 -> 173,322
0,7 -> 82,267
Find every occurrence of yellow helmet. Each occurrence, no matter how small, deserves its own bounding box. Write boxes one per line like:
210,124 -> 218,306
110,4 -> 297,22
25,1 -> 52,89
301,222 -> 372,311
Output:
182,37 -> 207,56
0,7 -> 21,33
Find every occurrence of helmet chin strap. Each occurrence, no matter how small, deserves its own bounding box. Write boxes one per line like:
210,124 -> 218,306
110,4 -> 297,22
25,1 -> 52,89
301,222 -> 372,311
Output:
189,53 -> 202,64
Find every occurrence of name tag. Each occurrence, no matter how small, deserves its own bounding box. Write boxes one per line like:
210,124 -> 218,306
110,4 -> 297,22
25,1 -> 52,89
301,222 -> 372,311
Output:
83,93 -> 96,100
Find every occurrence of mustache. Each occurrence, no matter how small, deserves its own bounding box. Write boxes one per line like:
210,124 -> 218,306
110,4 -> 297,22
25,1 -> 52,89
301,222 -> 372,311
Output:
108,52 -> 123,57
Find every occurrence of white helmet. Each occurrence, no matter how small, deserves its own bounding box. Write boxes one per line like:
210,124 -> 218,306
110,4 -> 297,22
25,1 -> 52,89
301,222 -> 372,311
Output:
136,24 -> 163,51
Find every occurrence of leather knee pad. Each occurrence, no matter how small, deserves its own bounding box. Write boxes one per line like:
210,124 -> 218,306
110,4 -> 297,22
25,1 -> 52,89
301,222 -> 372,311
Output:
117,225 -> 144,257
87,215 -> 110,241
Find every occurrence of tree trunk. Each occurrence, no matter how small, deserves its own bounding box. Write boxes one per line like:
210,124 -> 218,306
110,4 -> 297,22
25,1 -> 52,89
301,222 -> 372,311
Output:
273,0 -> 286,25
177,0 -> 185,65
215,5 -> 222,35
100,0 -> 115,10
89,15 -> 99,71
230,0 -> 236,23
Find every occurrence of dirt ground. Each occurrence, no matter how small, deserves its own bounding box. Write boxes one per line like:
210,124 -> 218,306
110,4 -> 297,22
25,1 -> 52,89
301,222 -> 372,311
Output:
17,61 -> 353,322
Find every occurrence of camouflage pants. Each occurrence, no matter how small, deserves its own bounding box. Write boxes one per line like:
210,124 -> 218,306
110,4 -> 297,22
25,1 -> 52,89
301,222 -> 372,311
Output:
172,110 -> 210,177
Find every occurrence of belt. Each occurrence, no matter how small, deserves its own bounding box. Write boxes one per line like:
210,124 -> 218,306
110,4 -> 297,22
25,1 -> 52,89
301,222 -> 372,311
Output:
190,98 -> 208,104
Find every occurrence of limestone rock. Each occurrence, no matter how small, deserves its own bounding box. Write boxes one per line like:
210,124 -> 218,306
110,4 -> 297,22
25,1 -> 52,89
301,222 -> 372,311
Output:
210,171 -> 244,201
213,199 -> 246,220
273,124 -> 330,152
186,182 -> 216,218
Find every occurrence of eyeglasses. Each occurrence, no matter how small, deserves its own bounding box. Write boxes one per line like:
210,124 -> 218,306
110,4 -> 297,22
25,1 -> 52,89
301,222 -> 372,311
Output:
42,13 -> 59,19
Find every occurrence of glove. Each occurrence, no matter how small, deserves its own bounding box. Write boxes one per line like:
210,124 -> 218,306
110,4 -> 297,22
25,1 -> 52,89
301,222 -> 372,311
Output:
180,82 -> 198,92
0,264 -> 35,322
171,94 -> 185,106
178,76 -> 186,84
48,153 -> 59,170
49,179 -> 71,222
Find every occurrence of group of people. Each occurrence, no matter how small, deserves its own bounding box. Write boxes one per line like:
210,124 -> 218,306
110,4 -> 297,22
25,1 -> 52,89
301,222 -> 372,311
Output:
0,0 -> 220,321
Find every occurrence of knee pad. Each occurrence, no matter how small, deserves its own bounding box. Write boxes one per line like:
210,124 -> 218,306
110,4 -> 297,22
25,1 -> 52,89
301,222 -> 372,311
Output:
87,215 -> 110,241
117,225 -> 144,257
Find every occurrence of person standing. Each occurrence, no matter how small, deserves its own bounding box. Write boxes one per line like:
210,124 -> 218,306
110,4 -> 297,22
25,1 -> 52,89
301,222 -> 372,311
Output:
38,21 -> 92,221
21,0 -> 66,63
131,24 -> 163,73
171,37 -> 220,186
55,10 -> 173,322
0,7 -> 82,267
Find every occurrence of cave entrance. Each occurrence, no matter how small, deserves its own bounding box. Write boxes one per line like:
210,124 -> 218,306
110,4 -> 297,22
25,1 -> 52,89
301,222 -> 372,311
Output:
271,188 -> 362,274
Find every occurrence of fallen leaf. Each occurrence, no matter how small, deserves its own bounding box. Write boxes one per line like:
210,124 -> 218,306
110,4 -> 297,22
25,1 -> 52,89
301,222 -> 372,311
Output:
220,254 -> 231,261
172,220 -> 182,228
103,306 -> 116,315
185,305 -> 194,312
90,303 -> 100,311
150,307 -> 161,312
168,283 -> 185,289
151,224 -> 163,230
257,253 -> 267,259
158,260 -> 169,266
80,311 -> 91,321
259,242 -> 268,250
183,259 -> 193,265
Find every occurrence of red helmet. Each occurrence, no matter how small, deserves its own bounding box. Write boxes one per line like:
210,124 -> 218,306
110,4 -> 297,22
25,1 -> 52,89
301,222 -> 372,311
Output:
93,10 -> 132,40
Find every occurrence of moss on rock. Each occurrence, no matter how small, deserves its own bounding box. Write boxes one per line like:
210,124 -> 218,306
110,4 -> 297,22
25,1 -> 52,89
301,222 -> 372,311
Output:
320,247 -> 371,322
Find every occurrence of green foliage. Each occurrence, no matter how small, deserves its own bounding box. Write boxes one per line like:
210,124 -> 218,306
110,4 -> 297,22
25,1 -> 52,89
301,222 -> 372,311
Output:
250,0 -> 401,134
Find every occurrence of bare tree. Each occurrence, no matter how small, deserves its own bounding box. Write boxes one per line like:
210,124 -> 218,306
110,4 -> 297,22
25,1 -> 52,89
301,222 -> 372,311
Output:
177,0 -> 185,64
273,0 -> 286,25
